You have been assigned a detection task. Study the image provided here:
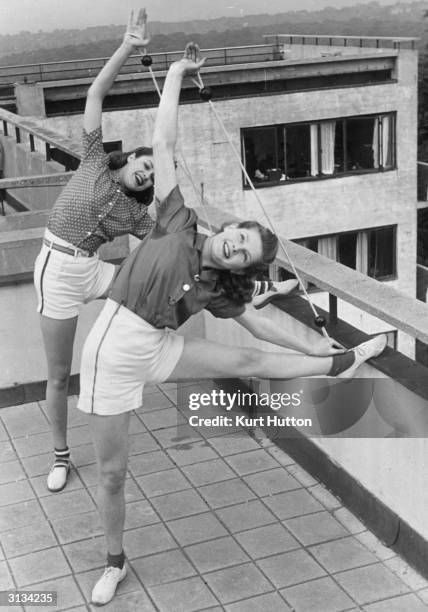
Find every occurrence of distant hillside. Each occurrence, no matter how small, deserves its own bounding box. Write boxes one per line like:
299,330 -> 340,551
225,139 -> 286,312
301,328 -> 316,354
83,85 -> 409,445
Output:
0,1 -> 426,66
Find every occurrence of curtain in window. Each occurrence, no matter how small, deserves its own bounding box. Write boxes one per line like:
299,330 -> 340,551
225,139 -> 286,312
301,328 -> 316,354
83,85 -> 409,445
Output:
318,236 -> 337,260
320,122 -> 336,174
372,118 -> 380,168
356,232 -> 368,274
381,115 -> 391,168
310,125 -> 319,176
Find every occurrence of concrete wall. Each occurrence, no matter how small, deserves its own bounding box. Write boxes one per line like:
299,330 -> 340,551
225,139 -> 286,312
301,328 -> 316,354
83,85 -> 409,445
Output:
38,48 -> 418,356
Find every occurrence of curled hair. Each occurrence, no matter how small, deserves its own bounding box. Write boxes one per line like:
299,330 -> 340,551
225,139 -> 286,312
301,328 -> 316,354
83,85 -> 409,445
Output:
108,146 -> 154,205
217,220 -> 278,306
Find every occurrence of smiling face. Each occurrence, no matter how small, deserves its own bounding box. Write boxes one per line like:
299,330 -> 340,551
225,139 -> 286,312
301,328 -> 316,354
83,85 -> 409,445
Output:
203,225 -> 264,271
119,153 -> 154,193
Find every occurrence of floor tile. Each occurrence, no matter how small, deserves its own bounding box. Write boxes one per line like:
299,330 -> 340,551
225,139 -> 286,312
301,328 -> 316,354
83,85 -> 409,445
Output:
185,536 -> 249,572
51,511 -> 103,545
125,499 -> 160,530
333,507 -> 366,534
225,592 -> 292,611
224,449 -> 279,475
285,511 -> 349,546
309,536 -> 378,573
151,488 -> 208,521
335,563 -> 410,605
166,439 -> 218,466
123,523 -> 177,559
0,479 -> 35,506
63,536 -> 106,573
257,548 -> 326,588
203,562 -> 273,604
0,440 -> 17,463
215,499 -> 276,533
243,467 -> 301,497
0,499 -> 45,532
1,403 -> 49,438
236,523 -> 299,559
140,392 -> 174,411
40,487 -> 96,519
128,450 -> 174,477
9,547 -> 70,587
181,458 -> 236,486
281,576 -> 354,612
167,512 -> 228,546
136,467 -> 191,497
129,432 -> 160,455
310,483 -> 342,510
198,478 -> 256,509
140,407 -> 186,431
0,460 -> 26,484
208,433 -> 261,456
13,431 -> 53,458
355,531 -> 396,561
131,548 -> 196,586
263,488 -> 323,520
286,463 -> 318,487
384,556 -> 428,590
2,520 -> 57,558
148,575 -> 218,611
0,560 -> 14,589
22,574 -> 84,612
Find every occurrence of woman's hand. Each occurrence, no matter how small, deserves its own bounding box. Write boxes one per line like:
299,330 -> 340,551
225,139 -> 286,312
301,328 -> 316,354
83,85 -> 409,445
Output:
124,8 -> 150,49
308,337 -> 346,356
174,42 -> 206,76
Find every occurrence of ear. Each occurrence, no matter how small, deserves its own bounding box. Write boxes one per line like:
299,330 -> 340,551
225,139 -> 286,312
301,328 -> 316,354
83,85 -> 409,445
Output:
127,152 -> 137,163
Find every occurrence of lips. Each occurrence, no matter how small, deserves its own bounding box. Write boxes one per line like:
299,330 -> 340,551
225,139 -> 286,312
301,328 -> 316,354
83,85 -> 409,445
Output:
135,173 -> 144,187
223,241 -> 231,259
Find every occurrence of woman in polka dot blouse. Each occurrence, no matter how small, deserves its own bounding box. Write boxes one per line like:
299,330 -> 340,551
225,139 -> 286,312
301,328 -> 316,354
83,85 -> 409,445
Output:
33,9 -> 157,493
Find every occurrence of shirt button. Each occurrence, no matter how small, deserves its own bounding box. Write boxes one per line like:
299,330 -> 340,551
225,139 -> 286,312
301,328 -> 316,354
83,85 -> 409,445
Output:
86,231 -> 92,236
98,214 -> 103,219
109,202 -> 113,206
183,283 -> 190,292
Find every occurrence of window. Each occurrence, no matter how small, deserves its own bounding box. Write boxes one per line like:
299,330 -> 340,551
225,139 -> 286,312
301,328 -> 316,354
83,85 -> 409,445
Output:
242,113 -> 396,187
270,226 -> 396,283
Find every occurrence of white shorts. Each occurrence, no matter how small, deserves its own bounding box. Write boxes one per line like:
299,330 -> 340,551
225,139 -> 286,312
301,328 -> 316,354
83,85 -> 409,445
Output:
77,299 -> 184,416
34,229 -> 116,319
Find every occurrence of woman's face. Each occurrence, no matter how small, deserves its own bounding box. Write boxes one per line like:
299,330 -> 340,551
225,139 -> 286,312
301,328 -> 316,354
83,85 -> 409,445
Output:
120,153 -> 154,192
204,225 -> 263,271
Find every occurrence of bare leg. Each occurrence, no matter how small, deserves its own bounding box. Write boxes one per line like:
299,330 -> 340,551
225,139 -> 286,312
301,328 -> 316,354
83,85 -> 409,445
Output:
167,337 -> 332,381
88,412 -> 130,555
40,315 -> 78,450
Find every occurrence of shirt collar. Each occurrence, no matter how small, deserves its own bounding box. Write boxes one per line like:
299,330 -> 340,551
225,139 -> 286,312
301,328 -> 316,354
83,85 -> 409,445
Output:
195,233 -> 219,282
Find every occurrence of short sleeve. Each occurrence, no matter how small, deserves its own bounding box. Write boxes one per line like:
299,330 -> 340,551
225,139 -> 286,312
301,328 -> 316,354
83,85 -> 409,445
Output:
205,294 -> 246,319
81,127 -> 108,167
155,185 -> 197,234
131,205 -> 155,239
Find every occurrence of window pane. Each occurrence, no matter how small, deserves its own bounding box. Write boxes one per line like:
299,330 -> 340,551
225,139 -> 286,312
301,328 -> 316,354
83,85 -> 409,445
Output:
242,128 -> 278,184
334,121 -> 344,173
345,117 -> 377,170
368,227 -> 395,279
285,125 -> 311,178
338,233 -> 357,269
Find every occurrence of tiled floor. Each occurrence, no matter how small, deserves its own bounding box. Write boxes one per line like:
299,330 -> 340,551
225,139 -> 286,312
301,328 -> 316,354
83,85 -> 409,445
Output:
0,382 -> 427,612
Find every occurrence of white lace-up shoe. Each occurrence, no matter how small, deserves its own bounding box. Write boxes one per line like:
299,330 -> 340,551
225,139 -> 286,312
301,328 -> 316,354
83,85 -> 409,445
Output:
46,463 -> 70,492
91,564 -> 127,606
338,334 -> 387,378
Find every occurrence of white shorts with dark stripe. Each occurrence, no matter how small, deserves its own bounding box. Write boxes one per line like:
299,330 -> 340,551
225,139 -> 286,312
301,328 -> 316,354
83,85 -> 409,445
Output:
77,299 -> 184,415
34,230 -> 115,319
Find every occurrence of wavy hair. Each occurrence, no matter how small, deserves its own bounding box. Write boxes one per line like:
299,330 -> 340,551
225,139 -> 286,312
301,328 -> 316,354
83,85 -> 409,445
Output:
108,146 -> 154,206
217,221 -> 278,306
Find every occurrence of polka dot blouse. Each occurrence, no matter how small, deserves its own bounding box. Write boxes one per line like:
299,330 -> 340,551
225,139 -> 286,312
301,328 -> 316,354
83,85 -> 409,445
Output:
47,127 -> 154,254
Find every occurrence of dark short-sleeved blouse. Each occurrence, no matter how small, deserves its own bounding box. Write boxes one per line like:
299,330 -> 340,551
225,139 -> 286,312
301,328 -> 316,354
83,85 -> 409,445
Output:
47,127 -> 154,254
109,185 -> 246,329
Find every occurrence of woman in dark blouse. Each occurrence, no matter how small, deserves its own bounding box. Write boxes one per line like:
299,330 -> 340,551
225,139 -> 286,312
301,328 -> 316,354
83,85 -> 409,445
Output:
77,43 -> 387,606
33,10 -> 156,493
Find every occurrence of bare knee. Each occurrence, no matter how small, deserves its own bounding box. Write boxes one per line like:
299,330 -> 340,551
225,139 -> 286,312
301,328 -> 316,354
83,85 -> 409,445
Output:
99,465 -> 127,495
233,347 -> 263,376
49,366 -> 71,391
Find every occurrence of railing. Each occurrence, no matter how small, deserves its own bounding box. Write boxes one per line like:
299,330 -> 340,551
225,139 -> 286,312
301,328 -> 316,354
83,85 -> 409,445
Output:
0,44 -> 278,86
263,34 -> 419,50
198,205 -> 428,347
0,106 -> 82,164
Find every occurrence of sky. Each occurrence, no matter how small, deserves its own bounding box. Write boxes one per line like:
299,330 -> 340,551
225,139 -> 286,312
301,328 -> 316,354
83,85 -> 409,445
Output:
0,0 -> 409,36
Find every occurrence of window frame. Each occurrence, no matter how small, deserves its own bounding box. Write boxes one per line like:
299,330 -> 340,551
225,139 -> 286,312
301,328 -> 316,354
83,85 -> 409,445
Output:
241,112 -> 397,189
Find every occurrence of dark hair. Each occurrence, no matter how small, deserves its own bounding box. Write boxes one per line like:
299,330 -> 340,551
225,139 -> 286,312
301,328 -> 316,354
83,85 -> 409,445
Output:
217,220 -> 278,306
108,146 -> 154,206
